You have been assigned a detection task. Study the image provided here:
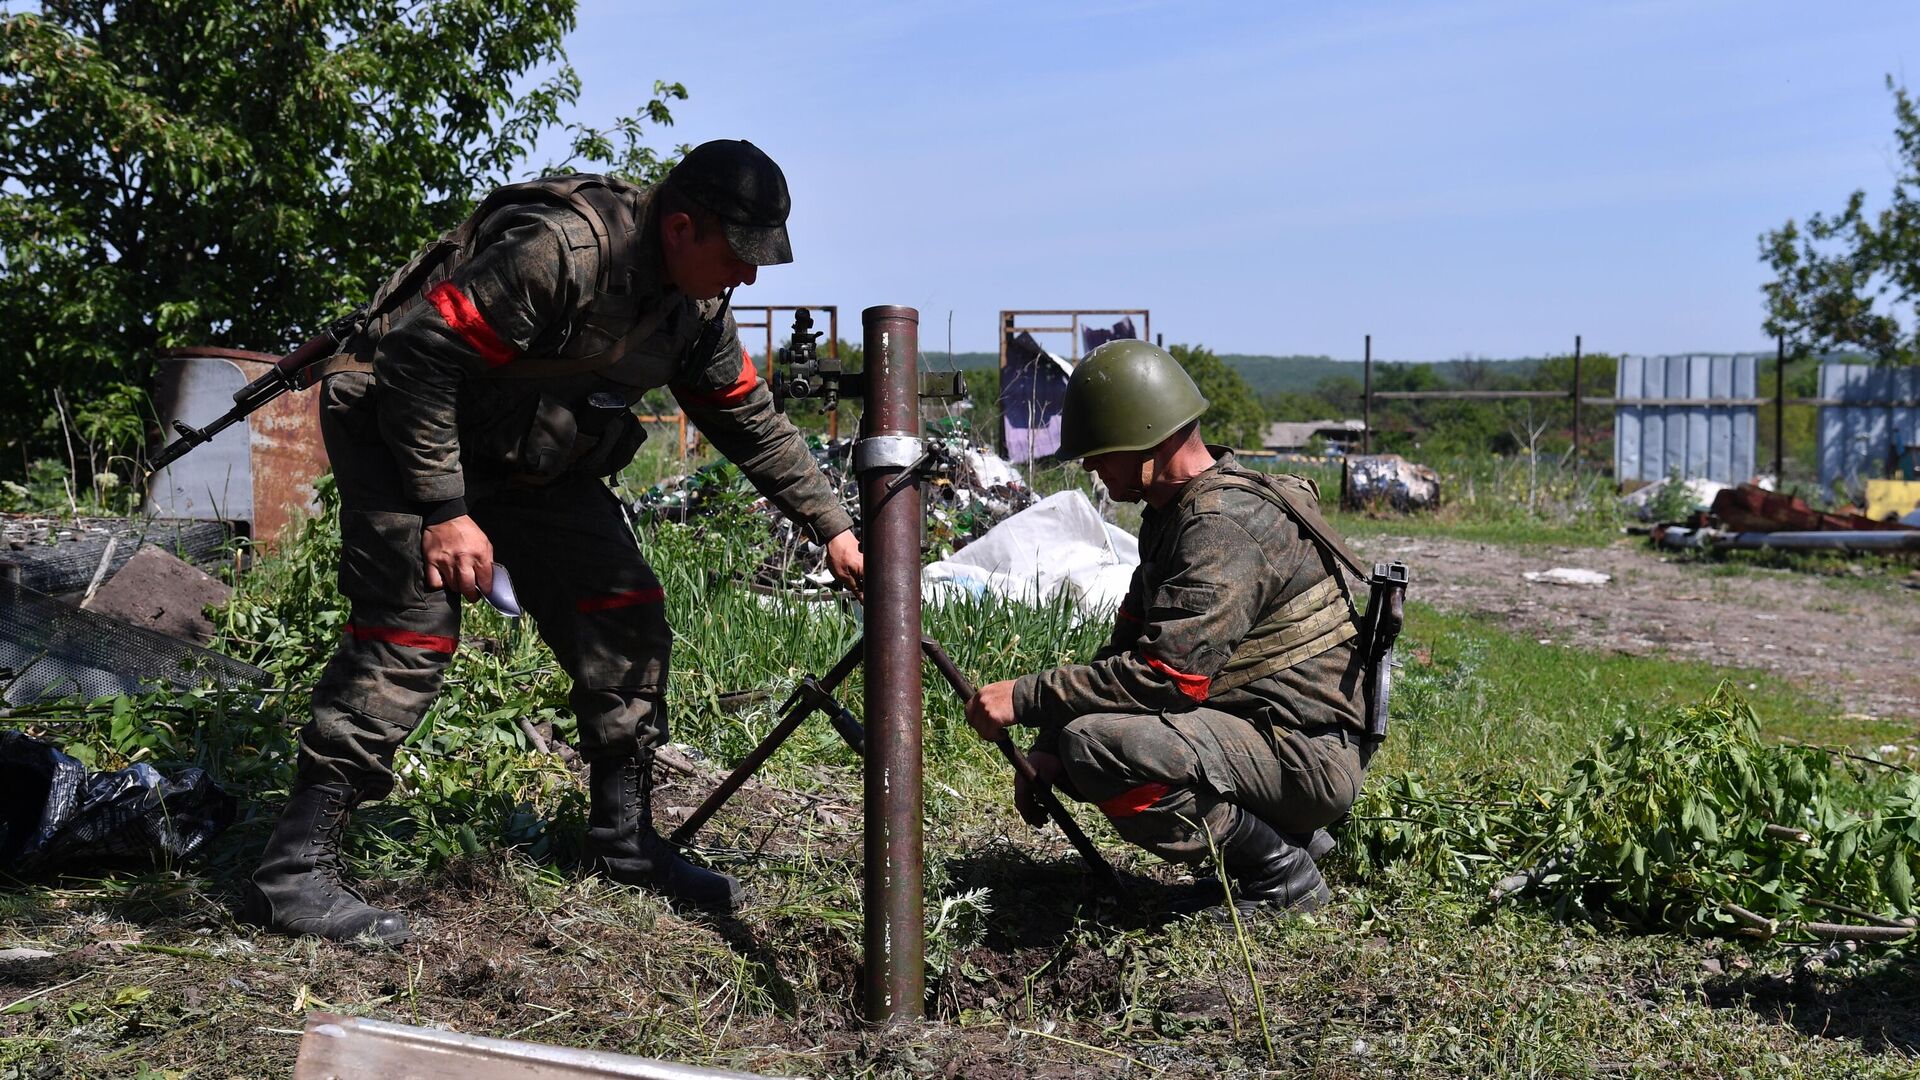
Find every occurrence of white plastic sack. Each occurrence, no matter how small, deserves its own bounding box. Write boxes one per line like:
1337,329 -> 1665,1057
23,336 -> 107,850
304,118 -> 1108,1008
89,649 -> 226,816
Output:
923,490 -> 1138,615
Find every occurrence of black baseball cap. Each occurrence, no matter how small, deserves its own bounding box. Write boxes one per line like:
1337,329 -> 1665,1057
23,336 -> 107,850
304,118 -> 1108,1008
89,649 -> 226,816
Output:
664,139 -> 793,266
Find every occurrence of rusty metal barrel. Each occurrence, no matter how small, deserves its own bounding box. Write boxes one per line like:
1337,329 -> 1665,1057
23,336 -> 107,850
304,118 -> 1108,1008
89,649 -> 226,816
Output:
857,305 -> 926,1022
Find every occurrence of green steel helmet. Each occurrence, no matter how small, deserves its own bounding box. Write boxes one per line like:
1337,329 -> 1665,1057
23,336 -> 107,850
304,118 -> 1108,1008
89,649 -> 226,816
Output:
1057,340 -> 1209,459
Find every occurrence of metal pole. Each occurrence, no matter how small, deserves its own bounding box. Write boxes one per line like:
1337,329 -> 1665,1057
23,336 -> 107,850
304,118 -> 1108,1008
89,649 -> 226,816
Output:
1362,334 -> 1373,455
996,312 -> 1010,456
858,305 -> 925,1023
828,307 -> 841,441
1572,335 -> 1583,474
1775,334 -> 1786,483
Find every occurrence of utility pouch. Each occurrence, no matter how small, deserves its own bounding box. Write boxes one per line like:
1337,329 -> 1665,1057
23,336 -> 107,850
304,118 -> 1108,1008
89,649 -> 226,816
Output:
509,394 -> 580,483
572,410 -> 648,478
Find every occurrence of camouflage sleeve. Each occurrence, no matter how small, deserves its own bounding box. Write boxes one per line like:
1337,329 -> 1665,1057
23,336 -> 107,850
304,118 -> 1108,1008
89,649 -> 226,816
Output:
1090,566 -> 1148,663
670,312 -> 855,543
1010,511 -> 1273,730
372,206 -> 594,508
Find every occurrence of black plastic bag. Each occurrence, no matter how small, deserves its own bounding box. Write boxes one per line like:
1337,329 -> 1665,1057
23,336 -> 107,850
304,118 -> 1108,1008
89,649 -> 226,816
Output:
0,730 -> 236,875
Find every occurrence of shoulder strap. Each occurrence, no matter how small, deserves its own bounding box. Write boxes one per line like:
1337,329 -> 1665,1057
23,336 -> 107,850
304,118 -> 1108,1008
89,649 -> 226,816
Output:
1204,471 -> 1370,580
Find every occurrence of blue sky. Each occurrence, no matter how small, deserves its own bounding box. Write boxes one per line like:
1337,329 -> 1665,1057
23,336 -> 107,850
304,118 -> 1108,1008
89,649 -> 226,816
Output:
543,1 -> 1919,360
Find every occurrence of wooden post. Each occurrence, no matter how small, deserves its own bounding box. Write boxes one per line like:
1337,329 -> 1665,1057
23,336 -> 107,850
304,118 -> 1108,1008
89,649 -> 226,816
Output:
1362,334 -> 1373,455
1572,335 -> 1583,474
1775,334 -> 1786,482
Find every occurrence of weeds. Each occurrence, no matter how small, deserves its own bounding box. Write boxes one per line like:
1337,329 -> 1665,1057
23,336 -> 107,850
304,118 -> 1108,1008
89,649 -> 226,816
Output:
4,460 -> 1916,1077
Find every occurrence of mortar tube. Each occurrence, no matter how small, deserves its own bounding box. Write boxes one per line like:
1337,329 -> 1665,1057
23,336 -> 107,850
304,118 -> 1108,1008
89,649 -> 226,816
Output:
859,305 -> 926,1023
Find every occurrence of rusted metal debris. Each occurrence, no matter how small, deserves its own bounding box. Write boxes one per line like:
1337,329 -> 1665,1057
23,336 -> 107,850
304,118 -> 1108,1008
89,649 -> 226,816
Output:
1710,483 -> 1918,534
1648,481 -> 1920,552
146,348 -> 330,546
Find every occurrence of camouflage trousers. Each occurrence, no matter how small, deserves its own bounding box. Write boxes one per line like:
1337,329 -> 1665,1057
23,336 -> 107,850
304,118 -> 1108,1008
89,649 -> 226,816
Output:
1054,709 -> 1363,866
297,375 -> 672,799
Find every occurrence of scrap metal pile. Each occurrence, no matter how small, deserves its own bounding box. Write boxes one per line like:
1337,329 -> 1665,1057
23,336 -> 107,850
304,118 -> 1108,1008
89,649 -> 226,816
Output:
632,426 -> 1037,592
1648,481 -> 1920,553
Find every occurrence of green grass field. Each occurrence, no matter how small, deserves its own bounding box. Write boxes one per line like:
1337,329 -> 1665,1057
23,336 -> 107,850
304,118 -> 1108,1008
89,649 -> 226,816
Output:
2,462 -> 1916,1078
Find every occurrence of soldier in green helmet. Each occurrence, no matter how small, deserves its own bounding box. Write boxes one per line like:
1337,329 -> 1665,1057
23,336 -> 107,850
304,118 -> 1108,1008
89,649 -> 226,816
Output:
966,339 -> 1369,917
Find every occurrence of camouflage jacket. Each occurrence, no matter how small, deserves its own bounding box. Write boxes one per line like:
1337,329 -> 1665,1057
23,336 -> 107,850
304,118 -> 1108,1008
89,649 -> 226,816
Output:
339,180 -> 853,541
1012,451 -> 1366,742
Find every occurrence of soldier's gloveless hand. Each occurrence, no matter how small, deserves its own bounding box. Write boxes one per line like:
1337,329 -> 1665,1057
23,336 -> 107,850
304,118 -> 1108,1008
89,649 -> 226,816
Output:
824,530 -> 865,600
965,679 -> 1019,741
422,514 -> 495,601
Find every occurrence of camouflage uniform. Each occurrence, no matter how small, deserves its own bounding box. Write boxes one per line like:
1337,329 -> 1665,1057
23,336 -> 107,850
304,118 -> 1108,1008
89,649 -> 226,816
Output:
303,181 -> 851,797
1012,451 -> 1365,866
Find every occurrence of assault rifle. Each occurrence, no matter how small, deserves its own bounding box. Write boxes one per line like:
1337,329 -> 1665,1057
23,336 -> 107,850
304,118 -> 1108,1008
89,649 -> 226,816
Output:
1359,560 -> 1409,765
147,313 -> 363,473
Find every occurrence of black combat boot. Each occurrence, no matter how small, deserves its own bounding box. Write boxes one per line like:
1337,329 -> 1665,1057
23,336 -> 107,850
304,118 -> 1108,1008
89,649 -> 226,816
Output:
586,754 -> 742,912
1207,808 -> 1330,919
241,783 -> 411,945
1178,826 -> 1333,911
1293,828 -> 1336,862
1172,808 -> 1330,919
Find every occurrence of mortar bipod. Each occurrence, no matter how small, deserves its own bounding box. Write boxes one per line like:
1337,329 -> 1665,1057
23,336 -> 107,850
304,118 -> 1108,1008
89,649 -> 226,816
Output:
918,637 -> 1124,895
666,634 -> 1123,897
668,637 -> 866,846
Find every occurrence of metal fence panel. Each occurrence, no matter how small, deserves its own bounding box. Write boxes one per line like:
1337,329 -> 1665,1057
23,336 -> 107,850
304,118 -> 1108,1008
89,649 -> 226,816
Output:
1818,363 -> 1920,490
1613,354 -> 1758,483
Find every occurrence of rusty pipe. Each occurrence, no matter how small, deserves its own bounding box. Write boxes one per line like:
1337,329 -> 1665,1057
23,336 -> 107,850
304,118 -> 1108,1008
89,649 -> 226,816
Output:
859,305 -> 925,1022
919,638 -> 1123,895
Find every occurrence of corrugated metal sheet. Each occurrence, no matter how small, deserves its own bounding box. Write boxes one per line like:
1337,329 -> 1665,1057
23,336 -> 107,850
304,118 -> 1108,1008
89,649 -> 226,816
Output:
144,351 -> 328,545
1614,355 -> 1758,483
1818,363 -> 1920,490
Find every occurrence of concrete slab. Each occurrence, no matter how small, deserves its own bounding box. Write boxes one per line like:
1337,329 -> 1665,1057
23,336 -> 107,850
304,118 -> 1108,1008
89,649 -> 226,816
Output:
81,543 -> 231,645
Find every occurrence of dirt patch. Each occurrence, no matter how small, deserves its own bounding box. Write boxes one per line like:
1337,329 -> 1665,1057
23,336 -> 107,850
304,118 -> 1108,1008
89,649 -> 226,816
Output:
1353,534 -> 1920,722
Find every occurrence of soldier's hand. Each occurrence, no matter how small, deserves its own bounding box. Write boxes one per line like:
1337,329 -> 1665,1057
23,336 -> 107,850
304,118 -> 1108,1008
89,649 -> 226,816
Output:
1014,750 -> 1062,828
423,515 -> 495,601
965,679 -> 1018,742
824,530 -> 864,600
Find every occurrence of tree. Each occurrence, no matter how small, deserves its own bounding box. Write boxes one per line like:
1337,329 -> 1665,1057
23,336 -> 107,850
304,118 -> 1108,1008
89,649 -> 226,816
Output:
0,1 -> 685,473
1761,77 -> 1920,365
1168,343 -> 1268,450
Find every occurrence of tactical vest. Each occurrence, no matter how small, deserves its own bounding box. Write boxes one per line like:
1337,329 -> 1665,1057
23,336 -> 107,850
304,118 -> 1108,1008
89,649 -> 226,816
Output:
1189,464 -> 1371,693
328,173 -> 707,383
325,175 -> 729,485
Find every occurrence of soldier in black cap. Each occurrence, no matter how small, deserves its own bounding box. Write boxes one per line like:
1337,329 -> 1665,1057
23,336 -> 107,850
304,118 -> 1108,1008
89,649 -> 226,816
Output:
243,140 -> 861,944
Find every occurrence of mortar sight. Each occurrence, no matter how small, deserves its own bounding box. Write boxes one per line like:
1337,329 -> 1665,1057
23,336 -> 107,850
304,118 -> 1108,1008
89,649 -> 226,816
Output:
773,306 -> 851,412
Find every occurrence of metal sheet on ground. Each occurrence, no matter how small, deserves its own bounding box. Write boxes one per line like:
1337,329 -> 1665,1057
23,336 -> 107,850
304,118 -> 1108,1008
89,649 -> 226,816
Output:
293,1013 -> 774,1079
0,578 -> 266,705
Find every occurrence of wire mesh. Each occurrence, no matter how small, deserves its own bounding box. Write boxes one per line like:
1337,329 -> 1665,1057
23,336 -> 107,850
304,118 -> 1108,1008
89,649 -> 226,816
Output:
0,578 -> 267,706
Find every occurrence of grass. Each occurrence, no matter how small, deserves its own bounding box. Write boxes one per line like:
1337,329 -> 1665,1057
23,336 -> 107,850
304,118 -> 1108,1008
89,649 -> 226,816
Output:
3,465 -> 1917,1077
1376,603 -> 1897,786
